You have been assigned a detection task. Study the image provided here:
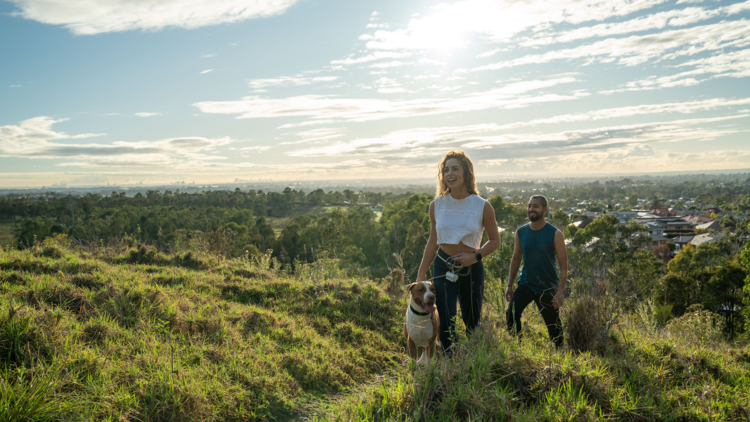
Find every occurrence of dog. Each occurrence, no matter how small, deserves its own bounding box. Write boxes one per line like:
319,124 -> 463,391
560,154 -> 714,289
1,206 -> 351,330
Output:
405,281 -> 440,364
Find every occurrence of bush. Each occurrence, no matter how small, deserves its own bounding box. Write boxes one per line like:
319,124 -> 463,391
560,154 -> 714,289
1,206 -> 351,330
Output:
666,304 -> 725,344
564,280 -> 617,353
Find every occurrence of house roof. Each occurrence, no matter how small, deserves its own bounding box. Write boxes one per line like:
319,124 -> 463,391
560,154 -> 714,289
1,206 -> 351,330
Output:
650,234 -> 670,242
672,235 -> 695,244
684,216 -> 713,223
691,233 -> 718,246
696,220 -> 720,231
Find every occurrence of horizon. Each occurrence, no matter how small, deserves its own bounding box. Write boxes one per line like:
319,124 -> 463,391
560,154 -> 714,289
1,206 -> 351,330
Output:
2,0 -> 750,187
2,169 -> 748,194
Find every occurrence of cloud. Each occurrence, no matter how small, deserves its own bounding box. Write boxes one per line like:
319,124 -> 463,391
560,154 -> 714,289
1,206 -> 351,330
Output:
289,124 -> 499,156
459,115 -> 747,151
546,145 -> 750,174
248,75 -> 338,90
489,97 -> 750,130
369,61 -> 412,68
472,19 -> 750,71
330,51 -> 411,65
8,0 -> 301,35
235,146 -> 271,152
135,112 -> 161,117
9,85 -> 21,88
363,0 -> 669,50
200,69 -> 213,74
201,54 -> 216,58
519,1 -> 750,47
0,116 -> 234,167
194,77 -> 580,123
279,127 -> 346,145
286,114 -> 746,158
606,49 -> 750,92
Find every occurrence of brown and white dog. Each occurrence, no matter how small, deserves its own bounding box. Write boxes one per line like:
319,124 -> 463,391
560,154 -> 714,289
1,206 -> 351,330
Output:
405,281 -> 440,364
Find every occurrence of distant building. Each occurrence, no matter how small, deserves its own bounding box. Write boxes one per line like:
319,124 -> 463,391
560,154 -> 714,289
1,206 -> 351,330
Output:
696,220 -> 721,231
649,206 -> 676,216
672,235 -> 695,252
683,215 -> 712,223
635,217 -> 696,235
691,233 -> 720,247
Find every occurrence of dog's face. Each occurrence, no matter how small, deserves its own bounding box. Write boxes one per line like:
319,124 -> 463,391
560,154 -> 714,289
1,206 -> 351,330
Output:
407,281 -> 437,313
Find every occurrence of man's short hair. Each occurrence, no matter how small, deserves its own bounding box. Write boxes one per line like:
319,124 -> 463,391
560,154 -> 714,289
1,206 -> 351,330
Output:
529,195 -> 548,208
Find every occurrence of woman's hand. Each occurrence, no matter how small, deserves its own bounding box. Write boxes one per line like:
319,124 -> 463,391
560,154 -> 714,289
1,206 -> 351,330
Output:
416,273 -> 426,283
553,291 -> 565,309
452,252 -> 477,267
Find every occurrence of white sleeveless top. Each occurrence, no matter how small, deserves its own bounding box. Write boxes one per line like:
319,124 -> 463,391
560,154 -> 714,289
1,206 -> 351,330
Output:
434,193 -> 486,249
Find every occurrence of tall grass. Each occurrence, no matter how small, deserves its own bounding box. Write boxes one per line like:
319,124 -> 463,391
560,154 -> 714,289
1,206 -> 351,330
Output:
0,239 -> 407,421
313,275 -> 750,421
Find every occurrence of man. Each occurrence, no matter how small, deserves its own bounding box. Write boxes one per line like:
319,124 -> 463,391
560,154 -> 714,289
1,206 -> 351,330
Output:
505,195 -> 567,348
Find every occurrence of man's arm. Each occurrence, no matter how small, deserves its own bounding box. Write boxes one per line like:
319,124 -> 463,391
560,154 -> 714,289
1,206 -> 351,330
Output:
553,229 -> 568,309
505,232 -> 522,301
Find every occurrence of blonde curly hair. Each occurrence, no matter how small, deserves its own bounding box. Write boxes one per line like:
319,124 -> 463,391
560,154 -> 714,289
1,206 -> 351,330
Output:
435,149 -> 478,198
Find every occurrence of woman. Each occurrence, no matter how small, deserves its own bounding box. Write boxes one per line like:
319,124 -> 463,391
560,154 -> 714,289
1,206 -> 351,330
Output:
416,149 -> 500,355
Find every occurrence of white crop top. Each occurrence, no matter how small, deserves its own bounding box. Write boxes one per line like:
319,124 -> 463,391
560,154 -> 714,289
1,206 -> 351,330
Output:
434,193 -> 486,249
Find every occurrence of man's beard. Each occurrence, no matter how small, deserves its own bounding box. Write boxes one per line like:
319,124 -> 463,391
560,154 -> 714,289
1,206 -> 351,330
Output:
528,212 -> 541,222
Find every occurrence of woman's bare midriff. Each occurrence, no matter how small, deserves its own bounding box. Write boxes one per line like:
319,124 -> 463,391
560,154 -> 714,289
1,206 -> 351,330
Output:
439,243 -> 476,257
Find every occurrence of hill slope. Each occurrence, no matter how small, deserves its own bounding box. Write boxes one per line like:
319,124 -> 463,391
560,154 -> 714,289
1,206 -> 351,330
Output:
0,240 -> 406,421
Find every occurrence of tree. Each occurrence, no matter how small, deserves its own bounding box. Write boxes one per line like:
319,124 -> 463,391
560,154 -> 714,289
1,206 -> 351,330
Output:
705,260 -> 746,337
551,209 -> 571,228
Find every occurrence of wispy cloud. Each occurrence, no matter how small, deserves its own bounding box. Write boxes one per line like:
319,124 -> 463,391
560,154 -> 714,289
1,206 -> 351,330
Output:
0,117 -> 233,168
605,49 -> 750,93
287,114 -> 747,158
8,0 -> 301,35
248,75 -> 338,90
518,1 -> 750,48
135,112 -> 161,117
472,19 -> 750,71
200,69 -> 213,74
279,127 -> 346,145
330,51 -> 411,65
194,77 -> 581,122
363,0 -> 669,50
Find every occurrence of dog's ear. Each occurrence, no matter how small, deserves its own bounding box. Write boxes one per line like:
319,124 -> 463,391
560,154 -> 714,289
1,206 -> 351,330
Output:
406,282 -> 417,293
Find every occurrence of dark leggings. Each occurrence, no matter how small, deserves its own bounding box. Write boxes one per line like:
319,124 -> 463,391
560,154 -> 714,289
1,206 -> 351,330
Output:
433,248 -> 485,354
506,285 -> 563,348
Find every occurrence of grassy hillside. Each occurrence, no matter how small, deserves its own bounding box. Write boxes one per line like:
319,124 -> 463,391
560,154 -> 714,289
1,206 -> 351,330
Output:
0,238 -> 406,421
316,306 -> 750,421
2,237 -> 750,421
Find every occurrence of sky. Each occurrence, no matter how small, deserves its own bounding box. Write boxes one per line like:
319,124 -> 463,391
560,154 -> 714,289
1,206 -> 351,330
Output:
1,0 -> 750,188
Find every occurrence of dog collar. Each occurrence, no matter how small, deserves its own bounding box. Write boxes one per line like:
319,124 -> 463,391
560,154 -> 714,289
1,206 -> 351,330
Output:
410,305 -> 430,316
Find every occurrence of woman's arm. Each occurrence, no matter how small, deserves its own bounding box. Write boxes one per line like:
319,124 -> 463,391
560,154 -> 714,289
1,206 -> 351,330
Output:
416,201 -> 439,282
453,202 -> 501,266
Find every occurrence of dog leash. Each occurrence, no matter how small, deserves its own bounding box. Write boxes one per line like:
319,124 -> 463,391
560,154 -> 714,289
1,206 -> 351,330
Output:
427,252 -> 473,282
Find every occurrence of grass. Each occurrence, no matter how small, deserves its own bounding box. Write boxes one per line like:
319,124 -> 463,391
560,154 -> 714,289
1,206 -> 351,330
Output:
0,238 -> 407,421
2,237 -> 749,421
313,303 -> 750,421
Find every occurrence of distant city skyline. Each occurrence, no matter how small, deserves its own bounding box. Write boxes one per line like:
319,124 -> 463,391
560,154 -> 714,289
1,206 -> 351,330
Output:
2,0 -> 750,187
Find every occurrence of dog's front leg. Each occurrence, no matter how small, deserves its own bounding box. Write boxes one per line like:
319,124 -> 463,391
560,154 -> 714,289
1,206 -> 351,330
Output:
407,336 -> 419,360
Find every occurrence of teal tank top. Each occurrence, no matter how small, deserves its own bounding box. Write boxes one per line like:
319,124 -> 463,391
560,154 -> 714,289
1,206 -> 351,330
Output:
517,222 -> 559,296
